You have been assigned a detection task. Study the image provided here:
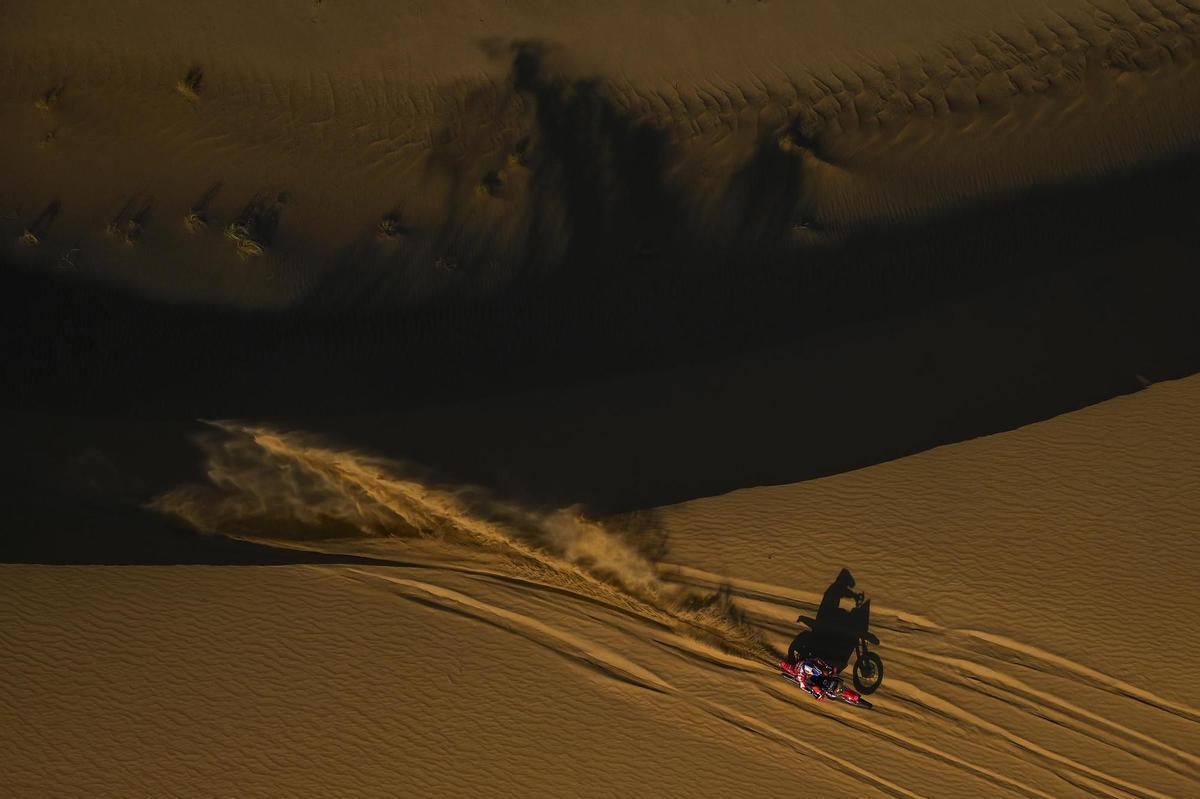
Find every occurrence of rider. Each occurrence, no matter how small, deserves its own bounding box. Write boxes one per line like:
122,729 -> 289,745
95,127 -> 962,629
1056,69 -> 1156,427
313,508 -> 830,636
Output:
798,658 -> 835,700
781,656 -> 837,700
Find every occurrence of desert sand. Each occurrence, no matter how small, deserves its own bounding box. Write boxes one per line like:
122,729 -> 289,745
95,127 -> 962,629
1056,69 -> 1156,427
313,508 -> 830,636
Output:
3,1 -> 1199,307
3,376 -> 1197,797
3,0 -> 1199,796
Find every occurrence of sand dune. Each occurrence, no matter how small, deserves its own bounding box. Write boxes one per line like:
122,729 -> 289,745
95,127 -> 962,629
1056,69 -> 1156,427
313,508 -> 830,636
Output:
4,376 -> 1197,796
4,1 -> 1199,444
3,1 -> 1199,307
3,2 -> 1199,796
2,565 -> 829,798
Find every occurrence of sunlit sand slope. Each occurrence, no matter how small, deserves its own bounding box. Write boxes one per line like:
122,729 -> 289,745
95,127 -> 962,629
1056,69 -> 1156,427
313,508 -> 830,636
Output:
4,377 -> 1197,797
0,565 -> 857,798
658,374 -> 1200,704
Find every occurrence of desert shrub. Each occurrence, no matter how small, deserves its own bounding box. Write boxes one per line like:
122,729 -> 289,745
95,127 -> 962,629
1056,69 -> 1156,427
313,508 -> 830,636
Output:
175,67 -> 204,103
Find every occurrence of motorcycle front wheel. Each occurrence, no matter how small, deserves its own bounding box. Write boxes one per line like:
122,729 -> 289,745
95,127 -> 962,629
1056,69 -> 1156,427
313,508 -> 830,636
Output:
853,651 -> 884,695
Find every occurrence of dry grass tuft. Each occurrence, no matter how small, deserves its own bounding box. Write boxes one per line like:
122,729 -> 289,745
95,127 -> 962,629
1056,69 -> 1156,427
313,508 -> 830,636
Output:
122,219 -> 142,246
33,84 -> 63,112
222,192 -> 286,259
23,199 -> 61,245
175,67 -> 204,103
59,246 -> 80,269
184,182 -> 222,233
105,200 -> 150,245
376,212 -> 403,240
183,210 -> 208,233
507,135 -> 532,168
474,170 -> 504,198
224,223 -> 264,259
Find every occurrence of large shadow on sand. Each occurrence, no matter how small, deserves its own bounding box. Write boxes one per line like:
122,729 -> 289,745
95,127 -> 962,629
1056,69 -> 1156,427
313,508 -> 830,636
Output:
0,416 -> 397,565
1,43 -> 1199,516
510,41 -> 680,276
0,498 -> 396,566
787,568 -> 878,672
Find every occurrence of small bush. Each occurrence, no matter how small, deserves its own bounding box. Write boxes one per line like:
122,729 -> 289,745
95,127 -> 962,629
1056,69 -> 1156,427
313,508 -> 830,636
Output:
376,212 -> 403,239
474,170 -> 504,198
34,84 -> 63,112
122,219 -> 142,246
175,67 -> 204,103
183,210 -> 208,233
224,223 -> 264,258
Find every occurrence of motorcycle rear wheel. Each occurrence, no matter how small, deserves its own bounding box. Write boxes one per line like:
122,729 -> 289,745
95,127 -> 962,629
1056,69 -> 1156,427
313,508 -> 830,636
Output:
853,651 -> 884,695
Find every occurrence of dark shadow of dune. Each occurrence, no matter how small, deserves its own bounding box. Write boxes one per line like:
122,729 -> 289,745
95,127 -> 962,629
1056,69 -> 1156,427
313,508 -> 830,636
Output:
0,498 -> 399,566
0,415 -> 396,566
303,40 -> 683,311
300,150 -> 1200,512
1,51 -> 1199,515
720,134 -> 805,248
510,41 -> 678,274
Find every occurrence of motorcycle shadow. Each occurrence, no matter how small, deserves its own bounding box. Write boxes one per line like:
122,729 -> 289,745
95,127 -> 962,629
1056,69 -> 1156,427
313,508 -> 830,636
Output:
786,568 -> 884,694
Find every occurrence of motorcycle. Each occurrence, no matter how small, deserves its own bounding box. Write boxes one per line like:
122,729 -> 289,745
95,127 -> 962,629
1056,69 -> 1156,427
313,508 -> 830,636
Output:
779,658 -> 873,709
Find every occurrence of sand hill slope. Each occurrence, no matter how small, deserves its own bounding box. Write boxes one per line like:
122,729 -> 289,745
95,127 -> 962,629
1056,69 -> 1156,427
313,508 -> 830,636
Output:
3,375 -> 1197,797
3,0 -> 1199,307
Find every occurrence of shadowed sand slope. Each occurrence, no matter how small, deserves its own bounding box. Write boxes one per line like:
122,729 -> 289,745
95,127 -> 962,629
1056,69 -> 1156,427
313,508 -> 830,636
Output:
3,376 -> 1197,797
3,3 -> 1199,484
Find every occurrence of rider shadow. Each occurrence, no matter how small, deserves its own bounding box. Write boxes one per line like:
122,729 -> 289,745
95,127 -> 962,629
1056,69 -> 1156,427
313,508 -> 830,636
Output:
788,568 -> 879,674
